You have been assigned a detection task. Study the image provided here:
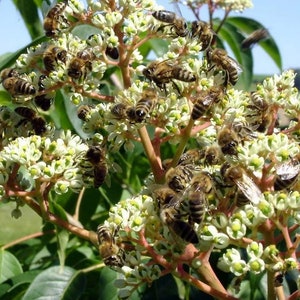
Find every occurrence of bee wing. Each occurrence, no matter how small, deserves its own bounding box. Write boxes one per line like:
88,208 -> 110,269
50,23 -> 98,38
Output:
234,173 -> 263,205
202,94 -> 216,106
276,161 -> 300,180
228,56 -> 243,73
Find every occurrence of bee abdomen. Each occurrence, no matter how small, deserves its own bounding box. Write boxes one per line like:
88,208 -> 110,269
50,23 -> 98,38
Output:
172,219 -> 199,244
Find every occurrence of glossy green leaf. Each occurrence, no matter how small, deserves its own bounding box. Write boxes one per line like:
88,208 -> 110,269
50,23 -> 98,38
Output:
216,20 -> 253,89
12,0 -> 43,39
0,250 -> 23,284
22,266 -> 86,300
226,16 -> 282,71
98,267 -> 119,300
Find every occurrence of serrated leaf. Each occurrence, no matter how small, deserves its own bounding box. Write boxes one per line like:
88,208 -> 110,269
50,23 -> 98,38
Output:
22,266 -> 86,300
216,20 -> 253,89
0,250 -> 23,284
12,0 -> 43,39
226,16 -> 282,71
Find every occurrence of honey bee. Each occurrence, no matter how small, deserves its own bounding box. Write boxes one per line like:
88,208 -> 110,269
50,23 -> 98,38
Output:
34,75 -> 54,111
217,124 -> 240,156
110,103 -> 136,122
273,157 -> 300,191
14,106 -> 47,135
143,59 -> 196,91
97,225 -> 125,268
247,92 -> 271,133
221,163 -> 263,205
105,46 -> 119,60
166,164 -> 195,192
201,145 -> 224,165
0,68 -> 19,81
241,28 -> 269,50
160,204 -> 199,244
191,21 -> 216,51
178,149 -> 203,166
191,86 -> 224,120
2,77 -> 36,98
152,10 -> 188,37
207,48 -> 242,86
86,145 -> 107,188
68,49 -> 95,80
43,45 -> 67,72
154,187 -> 199,244
77,104 -> 93,121
43,0 -> 69,37
134,88 -> 157,122
184,172 -> 213,224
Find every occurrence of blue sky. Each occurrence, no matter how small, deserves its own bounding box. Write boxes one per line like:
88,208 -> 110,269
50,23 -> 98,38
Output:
0,0 -> 299,74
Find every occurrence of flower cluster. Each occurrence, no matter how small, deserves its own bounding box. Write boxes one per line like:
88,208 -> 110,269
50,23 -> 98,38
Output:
0,0 -> 299,298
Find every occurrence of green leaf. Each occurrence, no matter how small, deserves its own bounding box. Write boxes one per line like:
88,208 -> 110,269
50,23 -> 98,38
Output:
0,36 -> 47,70
216,20 -> 253,89
57,230 -> 70,268
0,250 -> 23,284
22,266 -> 86,300
0,270 -> 41,300
98,267 -> 119,300
226,16 -> 282,71
12,0 -> 43,39
148,38 -> 169,58
49,90 -> 74,131
141,274 -> 180,300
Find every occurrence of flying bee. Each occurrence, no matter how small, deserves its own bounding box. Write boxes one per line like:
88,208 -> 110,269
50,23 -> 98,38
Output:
86,145 -> 107,188
191,21 -> 216,51
207,48 -> 242,86
97,225 -> 125,268
191,86 -> 224,120
77,104 -> 94,121
152,10 -> 188,37
273,157 -> 300,191
143,59 -> 196,91
43,0 -> 69,37
217,124 -> 240,156
134,88 -> 158,122
166,164 -> 195,193
14,106 -> 47,135
43,45 -> 67,72
2,77 -> 36,98
241,28 -> 269,50
0,68 -> 19,81
221,163 -> 263,205
68,49 -> 95,80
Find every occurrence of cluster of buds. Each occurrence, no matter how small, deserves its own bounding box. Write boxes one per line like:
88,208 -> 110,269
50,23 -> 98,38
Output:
0,0 -> 299,299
